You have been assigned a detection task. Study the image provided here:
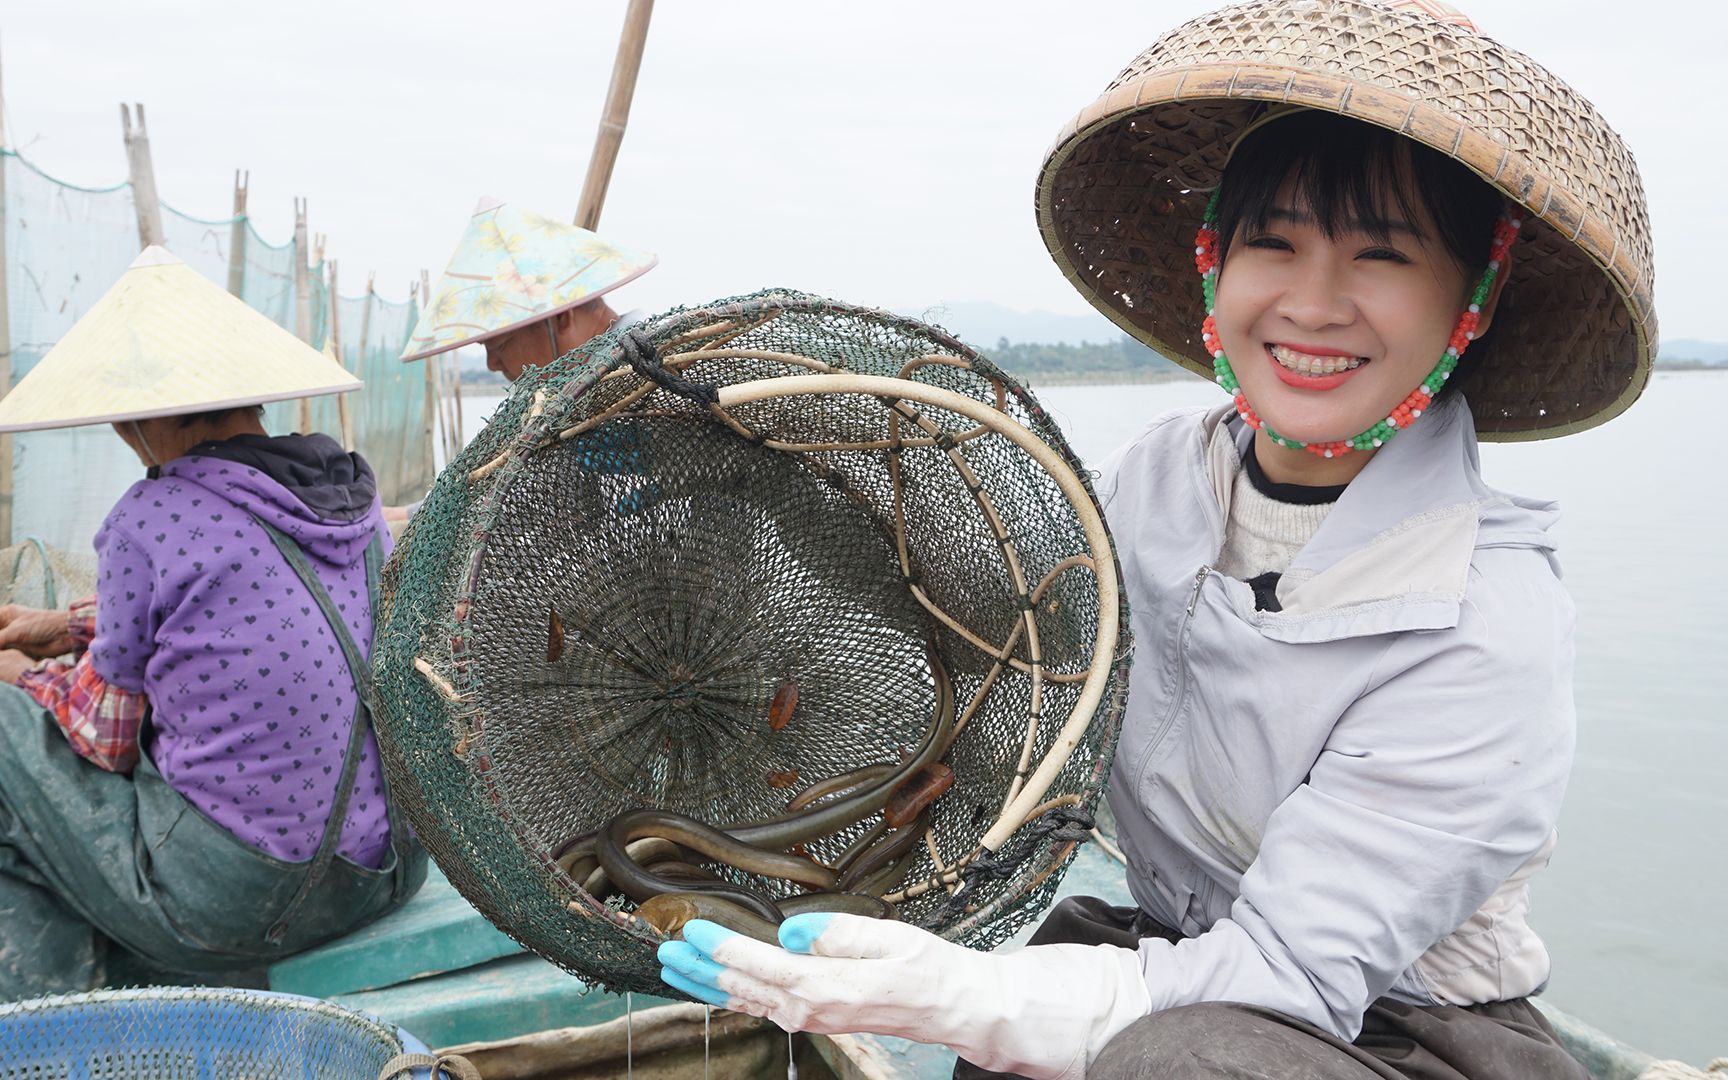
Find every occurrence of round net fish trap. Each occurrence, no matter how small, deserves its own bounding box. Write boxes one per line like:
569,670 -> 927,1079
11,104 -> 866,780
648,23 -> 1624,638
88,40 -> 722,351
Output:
0,987 -> 428,1079
374,291 -> 1132,995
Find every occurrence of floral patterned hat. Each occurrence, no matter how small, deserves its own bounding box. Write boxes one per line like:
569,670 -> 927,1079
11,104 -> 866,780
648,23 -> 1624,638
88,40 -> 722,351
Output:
400,197 -> 657,362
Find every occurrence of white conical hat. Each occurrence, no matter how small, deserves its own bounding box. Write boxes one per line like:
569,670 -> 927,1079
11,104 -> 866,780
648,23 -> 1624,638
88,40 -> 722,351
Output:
0,247 -> 361,434
399,197 -> 657,362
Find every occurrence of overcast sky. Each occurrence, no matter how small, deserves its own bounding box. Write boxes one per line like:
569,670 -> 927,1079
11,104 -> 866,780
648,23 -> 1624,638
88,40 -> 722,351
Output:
5,0 -> 1724,341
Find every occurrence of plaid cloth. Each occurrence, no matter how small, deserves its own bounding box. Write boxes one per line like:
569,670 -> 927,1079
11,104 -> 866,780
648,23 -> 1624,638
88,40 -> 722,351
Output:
18,596 -> 149,773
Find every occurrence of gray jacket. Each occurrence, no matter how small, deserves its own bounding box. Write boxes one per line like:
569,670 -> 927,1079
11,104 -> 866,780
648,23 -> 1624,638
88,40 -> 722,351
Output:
1098,397 -> 1574,1040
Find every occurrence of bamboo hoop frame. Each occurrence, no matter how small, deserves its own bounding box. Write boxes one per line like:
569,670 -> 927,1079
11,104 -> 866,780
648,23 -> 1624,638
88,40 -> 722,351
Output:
710,375 -> 1119,854
472,347 -> 1014,474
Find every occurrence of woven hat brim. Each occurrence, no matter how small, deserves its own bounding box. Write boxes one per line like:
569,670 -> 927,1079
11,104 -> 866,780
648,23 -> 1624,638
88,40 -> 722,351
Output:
1036,4 -> 1657,441
0,250 -> 363,434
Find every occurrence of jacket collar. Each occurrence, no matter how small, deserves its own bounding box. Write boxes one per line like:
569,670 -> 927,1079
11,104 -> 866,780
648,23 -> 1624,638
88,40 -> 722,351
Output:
1205,397 -> 1556,643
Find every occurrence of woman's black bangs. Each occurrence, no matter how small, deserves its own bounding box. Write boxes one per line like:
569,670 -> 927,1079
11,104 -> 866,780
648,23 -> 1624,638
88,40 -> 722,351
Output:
1213,112 -> 1502,275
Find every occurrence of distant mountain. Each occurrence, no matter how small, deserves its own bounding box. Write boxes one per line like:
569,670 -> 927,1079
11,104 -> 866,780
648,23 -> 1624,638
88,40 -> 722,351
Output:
902,301 -> 1123,346
1657,339 -> 1728,365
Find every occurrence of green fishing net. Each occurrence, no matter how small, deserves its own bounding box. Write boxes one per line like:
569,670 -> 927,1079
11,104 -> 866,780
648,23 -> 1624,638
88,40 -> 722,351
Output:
371,291 -> 1132,995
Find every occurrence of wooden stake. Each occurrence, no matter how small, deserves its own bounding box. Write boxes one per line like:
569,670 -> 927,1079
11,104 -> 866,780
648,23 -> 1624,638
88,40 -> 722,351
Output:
357,271 -> 376,376
225,170 -> 249,298
574,0 -> 654,230
120,104 -> 165,249
450,350 -> 464,448
294,198 -> 312,432
328,260 -> 354,451
438,352 -> 456,463
420,270 -> 438,468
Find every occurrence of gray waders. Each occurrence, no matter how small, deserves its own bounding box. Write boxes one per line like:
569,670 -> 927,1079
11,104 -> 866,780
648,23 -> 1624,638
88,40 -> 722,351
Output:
0,521 -> 425,1000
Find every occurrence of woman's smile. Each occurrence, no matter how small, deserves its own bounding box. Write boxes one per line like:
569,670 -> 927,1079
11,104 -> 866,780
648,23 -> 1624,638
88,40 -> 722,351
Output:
1266,343 -> 1370,389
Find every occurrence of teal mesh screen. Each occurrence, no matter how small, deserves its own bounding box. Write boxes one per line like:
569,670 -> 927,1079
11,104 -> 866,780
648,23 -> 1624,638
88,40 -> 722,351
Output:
333,289 -> 434,506
1,148 -> 439,550
1,150 -> 152,551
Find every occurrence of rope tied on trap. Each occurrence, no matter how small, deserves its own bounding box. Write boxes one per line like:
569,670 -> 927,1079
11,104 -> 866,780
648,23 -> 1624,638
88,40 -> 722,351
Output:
372,290 -> 1132,995
621,326 -> 720,408
919,803 -> 1096,929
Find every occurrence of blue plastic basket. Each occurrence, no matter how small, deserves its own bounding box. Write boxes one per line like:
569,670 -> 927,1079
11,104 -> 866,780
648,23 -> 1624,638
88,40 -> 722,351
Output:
0,987 -> 433,1079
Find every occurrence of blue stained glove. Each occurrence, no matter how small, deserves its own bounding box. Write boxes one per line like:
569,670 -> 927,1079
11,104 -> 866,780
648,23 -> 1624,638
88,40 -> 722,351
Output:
656,914 -> 1151,1080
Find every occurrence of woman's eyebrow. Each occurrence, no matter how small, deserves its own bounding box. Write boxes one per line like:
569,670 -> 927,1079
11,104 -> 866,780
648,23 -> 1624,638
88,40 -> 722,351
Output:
1266,206 -> 1425,239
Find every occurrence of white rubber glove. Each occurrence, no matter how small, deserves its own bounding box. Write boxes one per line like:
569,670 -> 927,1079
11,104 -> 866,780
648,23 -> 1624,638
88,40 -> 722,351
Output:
657,913 -> 1152,1080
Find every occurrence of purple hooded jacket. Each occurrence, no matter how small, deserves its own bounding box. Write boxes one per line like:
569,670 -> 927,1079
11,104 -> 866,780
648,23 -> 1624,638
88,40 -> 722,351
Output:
90,433 -> 393,867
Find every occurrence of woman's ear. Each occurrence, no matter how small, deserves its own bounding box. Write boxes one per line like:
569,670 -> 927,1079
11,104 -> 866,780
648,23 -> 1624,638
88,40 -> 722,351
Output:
1474,243 -> 1514,338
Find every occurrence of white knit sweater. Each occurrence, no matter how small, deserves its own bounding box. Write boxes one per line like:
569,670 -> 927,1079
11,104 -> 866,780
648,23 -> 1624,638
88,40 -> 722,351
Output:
1213,455 -> 1336,583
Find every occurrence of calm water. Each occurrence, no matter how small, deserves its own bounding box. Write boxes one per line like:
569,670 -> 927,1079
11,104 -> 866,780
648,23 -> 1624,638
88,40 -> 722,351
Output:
458,371 -> 1725,1063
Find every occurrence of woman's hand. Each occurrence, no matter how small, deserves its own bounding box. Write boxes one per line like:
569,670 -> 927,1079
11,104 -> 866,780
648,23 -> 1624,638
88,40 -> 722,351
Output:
658,913 -> 1152,1080
0,649 -> 39,684
0,605 -> 75,659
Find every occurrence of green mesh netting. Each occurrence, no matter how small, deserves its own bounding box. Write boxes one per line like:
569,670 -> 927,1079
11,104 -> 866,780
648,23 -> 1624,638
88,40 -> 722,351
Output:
2,150 -> 153,552
372,291 -> 1132,995
0,987 -> 416,1079
1,147 -> 436,551
322,288 -> 435,506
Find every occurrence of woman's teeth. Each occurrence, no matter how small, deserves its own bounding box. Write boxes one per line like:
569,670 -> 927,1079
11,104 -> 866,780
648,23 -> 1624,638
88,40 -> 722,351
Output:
1269,344 -> 1366,376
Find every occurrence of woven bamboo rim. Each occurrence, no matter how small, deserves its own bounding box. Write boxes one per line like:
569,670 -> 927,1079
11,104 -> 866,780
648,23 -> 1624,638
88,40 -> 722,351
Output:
1036,0 -> 1656,441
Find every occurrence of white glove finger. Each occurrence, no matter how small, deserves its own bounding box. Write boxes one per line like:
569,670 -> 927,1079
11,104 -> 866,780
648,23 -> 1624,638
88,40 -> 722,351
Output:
679,918 -> 824,982
659,962 -> 734,1010
659,938 -> 811,1026
778,911 -> 948,959
657,941 -> 733,999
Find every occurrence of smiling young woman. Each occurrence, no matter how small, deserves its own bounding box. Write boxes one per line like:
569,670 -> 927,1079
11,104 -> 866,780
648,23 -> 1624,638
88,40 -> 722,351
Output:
650,2 -> 1656,1077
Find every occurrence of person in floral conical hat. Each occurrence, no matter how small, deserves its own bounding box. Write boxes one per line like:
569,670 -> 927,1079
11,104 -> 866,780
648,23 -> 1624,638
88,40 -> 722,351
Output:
654,2 -> 1647,1078
402,196 -> 657,382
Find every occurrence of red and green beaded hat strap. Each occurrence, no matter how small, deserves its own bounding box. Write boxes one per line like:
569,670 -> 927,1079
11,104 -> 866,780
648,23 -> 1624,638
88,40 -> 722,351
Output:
1195,189 -> 1523,459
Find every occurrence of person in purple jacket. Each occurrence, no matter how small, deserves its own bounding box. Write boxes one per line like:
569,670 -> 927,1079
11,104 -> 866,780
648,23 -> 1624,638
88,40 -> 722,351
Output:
0,248 -> 425,999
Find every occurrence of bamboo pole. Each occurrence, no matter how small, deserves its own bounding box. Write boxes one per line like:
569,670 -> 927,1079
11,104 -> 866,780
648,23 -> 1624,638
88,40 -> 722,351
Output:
0,46 -> 13,547
119,104 -> 165,249
574,0 -> 654,230
312,231 -> 326,345
420,271 -> 438,470
328,260 -> 354,451
436,352 -> 453,464
442,352 -> 462,461
225,170 -> 248,298
450,349 -> 464,448
357,271 -> 376,375
294,199 -> 312,432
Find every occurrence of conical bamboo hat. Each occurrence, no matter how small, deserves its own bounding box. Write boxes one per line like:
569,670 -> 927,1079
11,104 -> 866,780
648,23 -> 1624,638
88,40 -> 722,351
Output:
0,247 -> 361,434
1036,0 -> 1655,441
400,197 -> 657,362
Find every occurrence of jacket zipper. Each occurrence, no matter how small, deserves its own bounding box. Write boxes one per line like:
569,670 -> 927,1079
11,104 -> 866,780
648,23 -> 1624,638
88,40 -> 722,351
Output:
1136,565 -> 1212,780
